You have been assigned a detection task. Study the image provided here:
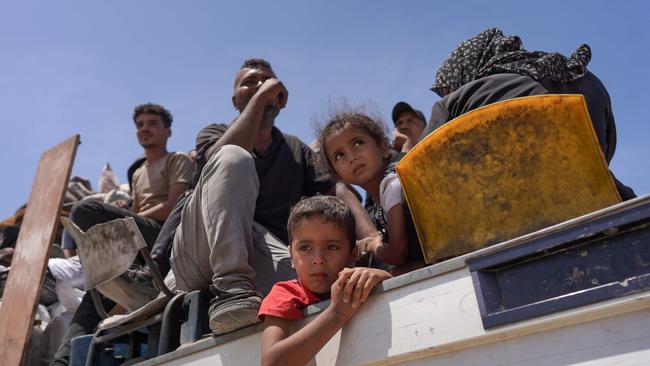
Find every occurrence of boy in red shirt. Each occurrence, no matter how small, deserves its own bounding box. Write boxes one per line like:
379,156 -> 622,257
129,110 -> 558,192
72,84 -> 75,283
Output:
259,196 -> 392,366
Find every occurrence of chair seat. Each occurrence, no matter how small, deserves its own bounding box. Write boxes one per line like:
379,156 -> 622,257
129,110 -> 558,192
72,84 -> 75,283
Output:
97,274 -> 159,312
98,295 -> 170,331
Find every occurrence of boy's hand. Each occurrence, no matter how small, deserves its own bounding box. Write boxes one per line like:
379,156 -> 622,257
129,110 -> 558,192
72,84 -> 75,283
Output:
328,270 -> 358,323
329,267 -> 392,321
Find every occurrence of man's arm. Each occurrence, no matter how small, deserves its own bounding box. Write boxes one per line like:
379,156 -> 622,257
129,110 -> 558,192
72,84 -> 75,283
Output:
261,311 -> 346,366
63,248 -> 76,258
205,79 -> 288,160
136,182 -> 188,222
261,268 -> 391,366
131,195 -> 141,215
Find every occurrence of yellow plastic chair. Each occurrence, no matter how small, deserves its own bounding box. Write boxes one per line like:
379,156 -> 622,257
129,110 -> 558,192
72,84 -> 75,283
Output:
396,94 -> 621,264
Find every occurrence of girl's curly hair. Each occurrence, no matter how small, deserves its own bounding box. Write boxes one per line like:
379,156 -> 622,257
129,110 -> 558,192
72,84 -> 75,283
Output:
314,103 -> 390,178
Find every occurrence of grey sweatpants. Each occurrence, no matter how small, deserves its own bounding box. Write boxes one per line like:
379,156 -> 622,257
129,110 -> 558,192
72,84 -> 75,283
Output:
170,145 -> 295,296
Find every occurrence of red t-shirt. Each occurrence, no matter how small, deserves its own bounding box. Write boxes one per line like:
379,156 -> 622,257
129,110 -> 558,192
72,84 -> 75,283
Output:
258,279 -> 321,320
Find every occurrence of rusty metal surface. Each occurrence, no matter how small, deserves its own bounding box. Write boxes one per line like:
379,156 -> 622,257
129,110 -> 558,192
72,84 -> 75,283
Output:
397,95 -> 621,264
0,135 -> 79,366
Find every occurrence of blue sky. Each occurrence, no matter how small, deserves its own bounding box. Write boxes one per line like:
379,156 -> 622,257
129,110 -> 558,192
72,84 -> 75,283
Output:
1,1 -> 648,218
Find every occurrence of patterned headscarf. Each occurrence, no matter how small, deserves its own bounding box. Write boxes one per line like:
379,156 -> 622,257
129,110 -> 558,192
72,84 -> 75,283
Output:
431,28 -> 592,97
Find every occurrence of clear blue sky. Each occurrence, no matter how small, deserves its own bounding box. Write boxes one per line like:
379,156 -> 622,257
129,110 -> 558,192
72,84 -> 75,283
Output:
1,1 -> 648,218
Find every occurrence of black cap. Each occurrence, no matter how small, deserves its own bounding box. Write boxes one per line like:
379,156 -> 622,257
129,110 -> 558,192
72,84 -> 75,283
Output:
391,101 -> 426,126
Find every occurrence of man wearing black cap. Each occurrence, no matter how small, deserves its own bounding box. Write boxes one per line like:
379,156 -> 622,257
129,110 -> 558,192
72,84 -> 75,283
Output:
391,101 -> 427,153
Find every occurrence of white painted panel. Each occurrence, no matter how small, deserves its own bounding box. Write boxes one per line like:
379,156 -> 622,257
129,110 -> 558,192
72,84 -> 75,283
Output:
335,268 -> 481,365
159,333 -> 260,366
399,308 -> 650,366
144,267 -> 650,366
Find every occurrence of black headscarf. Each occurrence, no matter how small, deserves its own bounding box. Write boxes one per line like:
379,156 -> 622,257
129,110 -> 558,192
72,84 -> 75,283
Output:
432,28 -> 592,97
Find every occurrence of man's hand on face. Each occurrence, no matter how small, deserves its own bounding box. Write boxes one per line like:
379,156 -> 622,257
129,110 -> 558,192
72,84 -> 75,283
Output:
254,78 -> 289,110
392,129 -> 409,151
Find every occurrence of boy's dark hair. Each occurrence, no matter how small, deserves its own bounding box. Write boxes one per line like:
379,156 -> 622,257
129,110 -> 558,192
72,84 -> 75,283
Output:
133,103 -> 173,128
316,111 -> 390,177
287,195 -> 356,252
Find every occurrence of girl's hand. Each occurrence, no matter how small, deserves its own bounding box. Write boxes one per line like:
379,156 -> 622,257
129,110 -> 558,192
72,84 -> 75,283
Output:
356,235 -> 383,261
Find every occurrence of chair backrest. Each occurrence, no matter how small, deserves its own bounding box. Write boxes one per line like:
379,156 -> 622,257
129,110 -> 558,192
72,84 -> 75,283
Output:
396,95 -> 621,264
61,217 -> 147,291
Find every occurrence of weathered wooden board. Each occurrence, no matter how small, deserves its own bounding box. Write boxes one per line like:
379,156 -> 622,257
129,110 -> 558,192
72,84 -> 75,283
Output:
0,135 -> 79,366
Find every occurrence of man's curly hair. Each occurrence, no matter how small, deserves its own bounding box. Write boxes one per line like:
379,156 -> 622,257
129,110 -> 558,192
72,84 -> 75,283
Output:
233,58 -> 275,88
240,58 -> 273,71
132,103 -> 173,127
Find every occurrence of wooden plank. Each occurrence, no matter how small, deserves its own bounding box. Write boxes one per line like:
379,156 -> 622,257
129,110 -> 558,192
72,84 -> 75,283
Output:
0,135 -> 79,366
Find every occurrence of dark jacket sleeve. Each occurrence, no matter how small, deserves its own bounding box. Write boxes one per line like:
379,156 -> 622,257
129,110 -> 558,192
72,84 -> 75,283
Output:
422,101 -> 451,140
542,71 -> 616,163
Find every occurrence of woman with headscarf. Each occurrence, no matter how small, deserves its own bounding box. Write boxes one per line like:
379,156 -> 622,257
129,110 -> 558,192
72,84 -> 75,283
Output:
422,28 -> 635,199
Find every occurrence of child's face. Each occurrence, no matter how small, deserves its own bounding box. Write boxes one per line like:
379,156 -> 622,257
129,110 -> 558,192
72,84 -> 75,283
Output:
324,124 -> 389,188
290,216 -> 355,296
